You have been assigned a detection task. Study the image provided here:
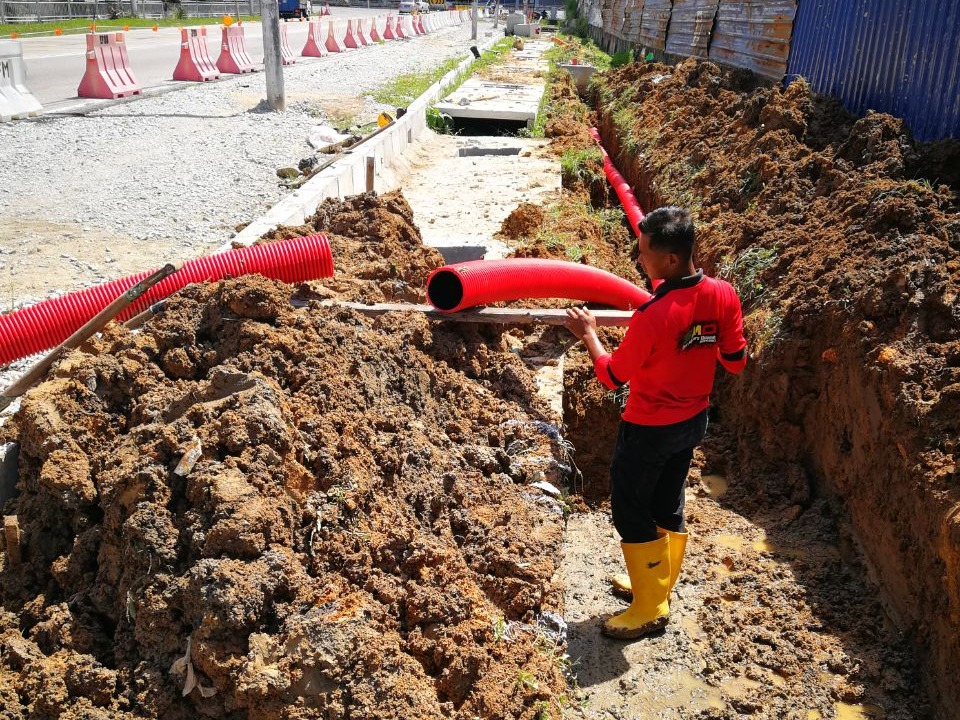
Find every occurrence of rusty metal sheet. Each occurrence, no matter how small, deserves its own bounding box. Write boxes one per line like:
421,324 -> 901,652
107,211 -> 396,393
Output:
637,0 -> 672,52
601,0 -> 617,32
611,0 -> 629,39
665,0 -> 719,58
622,0 -> 647,44
708,0 -> 798,81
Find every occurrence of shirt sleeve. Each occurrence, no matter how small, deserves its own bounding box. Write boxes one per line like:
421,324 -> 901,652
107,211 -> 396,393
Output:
594,313 -> 652,389
717,282 -> 747,374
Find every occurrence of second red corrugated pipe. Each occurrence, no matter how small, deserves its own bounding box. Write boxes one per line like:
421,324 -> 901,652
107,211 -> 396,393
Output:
0,234 -> 334,367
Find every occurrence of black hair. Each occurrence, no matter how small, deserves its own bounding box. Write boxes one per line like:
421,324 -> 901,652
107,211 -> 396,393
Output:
639,206 -> 695,260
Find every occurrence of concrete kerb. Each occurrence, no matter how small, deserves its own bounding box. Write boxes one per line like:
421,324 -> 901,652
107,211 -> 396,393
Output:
225,27 -> 502,251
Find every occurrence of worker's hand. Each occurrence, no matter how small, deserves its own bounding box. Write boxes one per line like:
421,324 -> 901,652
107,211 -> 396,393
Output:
564,306 -> 597,341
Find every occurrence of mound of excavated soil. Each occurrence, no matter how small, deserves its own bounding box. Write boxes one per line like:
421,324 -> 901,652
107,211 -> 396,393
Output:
259,190 -> 445,306
591,57 -> 959,716
0,194 -> 576,719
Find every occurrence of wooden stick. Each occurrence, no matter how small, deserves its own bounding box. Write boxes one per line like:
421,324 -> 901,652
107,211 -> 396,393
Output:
3,515 -> 21,567
314,301 -> 634,327
123,299 -> 169,330
0,264 -> 179,412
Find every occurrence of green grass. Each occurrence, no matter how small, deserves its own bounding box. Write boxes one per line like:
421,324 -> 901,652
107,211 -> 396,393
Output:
1,15 -> 257,37
543,33 -> 611,70
609,50 -> 632,67
560,145 -> 603,185
519,83 -> 551,138
466,36 -> 515,74
718,246 -> 778,304
373,55 -> 464,108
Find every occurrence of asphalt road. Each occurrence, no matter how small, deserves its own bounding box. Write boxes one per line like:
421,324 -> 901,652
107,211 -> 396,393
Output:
16,8 -> 396,106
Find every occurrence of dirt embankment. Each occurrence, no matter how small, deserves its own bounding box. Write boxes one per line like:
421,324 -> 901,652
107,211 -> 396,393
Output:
590,58 -> 959,716
0,194 -> 577,719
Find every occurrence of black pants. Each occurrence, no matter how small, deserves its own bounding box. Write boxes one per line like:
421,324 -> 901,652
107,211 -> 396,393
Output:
610,409 -> 708,543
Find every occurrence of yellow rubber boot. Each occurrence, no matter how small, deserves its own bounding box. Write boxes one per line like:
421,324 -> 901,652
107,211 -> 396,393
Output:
601,533 -> 671,639
611,527 -> 689,597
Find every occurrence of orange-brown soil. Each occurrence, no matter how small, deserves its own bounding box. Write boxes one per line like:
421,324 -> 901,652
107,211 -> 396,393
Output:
0,195 -> 574,719
1,51 -> 958,720
581,57 -> 959,717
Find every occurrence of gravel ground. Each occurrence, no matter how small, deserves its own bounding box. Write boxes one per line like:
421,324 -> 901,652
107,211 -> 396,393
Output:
0,21 -> 480,310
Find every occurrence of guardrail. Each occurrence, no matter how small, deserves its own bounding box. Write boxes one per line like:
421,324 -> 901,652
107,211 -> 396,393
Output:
0,0 -> 259,23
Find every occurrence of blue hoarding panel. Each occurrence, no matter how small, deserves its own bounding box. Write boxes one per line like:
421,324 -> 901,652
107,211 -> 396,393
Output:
787,0 -> 960,141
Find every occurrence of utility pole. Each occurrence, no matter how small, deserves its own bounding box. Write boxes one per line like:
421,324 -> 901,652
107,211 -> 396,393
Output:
261,0 -> 285,110
471,0 -> 477,40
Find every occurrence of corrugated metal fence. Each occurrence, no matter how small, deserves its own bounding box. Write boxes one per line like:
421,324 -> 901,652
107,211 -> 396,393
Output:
788,0 -> 960,142
584,0 -> 959,141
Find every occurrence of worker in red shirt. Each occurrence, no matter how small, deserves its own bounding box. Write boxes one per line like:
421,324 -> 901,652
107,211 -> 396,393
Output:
564,206 -> 747,640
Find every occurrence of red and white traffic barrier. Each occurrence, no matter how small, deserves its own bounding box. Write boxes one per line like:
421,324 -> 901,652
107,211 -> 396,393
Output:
368,16 -> 382,42
172,26 -> 220,82
343,18 -> 361,49
383,13 -> 397,40
77,32 -> 142,99
301,18 -> 329,57
279,23 -> 297,64
355,18 -> 371,46
216,24 -> 255,74
325,20 -> 346,53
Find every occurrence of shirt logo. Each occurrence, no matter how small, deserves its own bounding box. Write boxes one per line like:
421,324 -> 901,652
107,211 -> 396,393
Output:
679,321 -> 718,350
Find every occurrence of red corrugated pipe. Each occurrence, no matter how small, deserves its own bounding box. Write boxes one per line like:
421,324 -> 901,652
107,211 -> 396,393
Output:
0,234 -> 334,367
426,259 -> 651,313
590,126 -> 645,238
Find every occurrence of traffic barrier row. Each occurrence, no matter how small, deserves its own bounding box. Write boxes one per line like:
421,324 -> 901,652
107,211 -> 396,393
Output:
11,11 -> 469,113
0,40 -> 43,120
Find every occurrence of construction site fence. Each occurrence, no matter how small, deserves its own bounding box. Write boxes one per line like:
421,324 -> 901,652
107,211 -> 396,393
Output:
576,0 -> 959,142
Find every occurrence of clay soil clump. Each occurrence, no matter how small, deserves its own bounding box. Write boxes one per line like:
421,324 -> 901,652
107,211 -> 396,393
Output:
0,194 -> 575,719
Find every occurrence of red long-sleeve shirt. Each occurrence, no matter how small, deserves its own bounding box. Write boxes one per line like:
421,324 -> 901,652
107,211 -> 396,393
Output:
593,270 -> 747,426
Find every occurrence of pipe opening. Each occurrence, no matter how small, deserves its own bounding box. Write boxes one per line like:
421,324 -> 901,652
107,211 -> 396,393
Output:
426,269 -> 464,311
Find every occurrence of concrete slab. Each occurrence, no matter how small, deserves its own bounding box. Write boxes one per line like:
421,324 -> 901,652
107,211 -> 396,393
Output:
435,79 -> 545,126
390,134 -> 560,261
557,63 -> 597,94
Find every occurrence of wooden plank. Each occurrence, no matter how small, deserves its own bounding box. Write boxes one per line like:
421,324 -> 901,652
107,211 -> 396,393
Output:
3,515 -> 21,567
0,263 -> 180,413
315,301 -> 635,327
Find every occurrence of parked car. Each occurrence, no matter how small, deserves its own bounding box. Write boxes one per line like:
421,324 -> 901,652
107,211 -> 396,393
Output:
399,0 -> 429,12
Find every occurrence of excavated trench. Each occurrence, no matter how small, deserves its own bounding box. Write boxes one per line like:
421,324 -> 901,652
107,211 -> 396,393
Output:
0,51 -> 957,720
575,58 -> 959,718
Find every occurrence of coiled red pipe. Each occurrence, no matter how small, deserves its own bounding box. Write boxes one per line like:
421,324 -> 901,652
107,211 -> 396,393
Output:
426,259 -> 651,313
589,127 -> 645,238
0,234 -> 334,367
